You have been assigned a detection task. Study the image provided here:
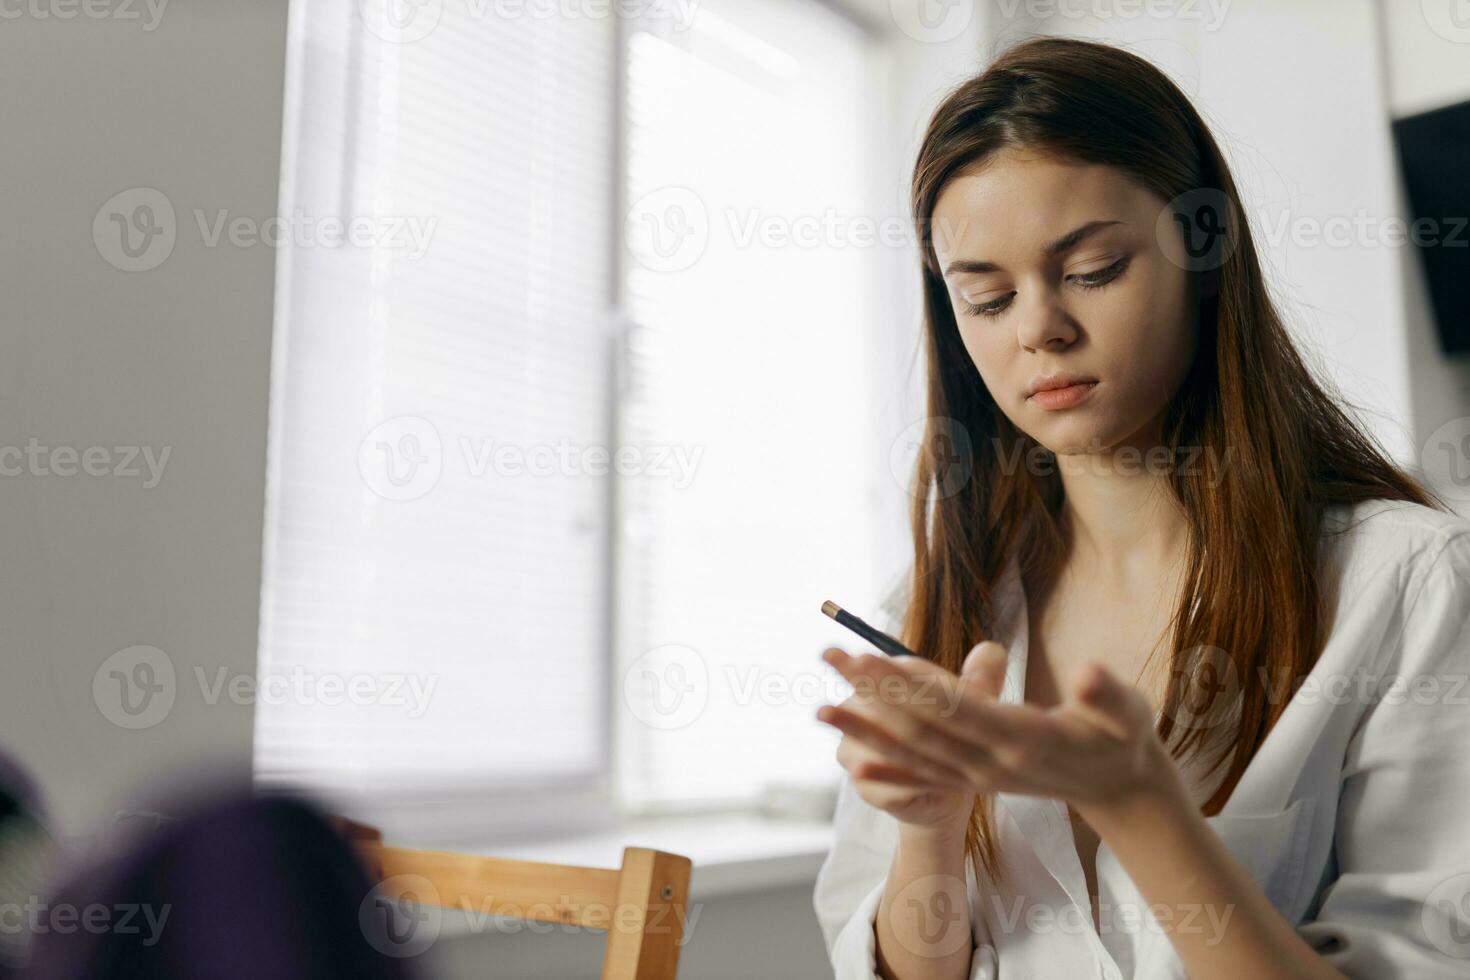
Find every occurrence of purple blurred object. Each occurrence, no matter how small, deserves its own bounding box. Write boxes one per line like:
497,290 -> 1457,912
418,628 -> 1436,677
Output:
0,751 -> 45,826
0,749 -> 54,980
24,792 -> 421,980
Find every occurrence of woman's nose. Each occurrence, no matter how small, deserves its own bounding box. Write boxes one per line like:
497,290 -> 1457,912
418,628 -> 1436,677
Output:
1015,291 -> 1078,352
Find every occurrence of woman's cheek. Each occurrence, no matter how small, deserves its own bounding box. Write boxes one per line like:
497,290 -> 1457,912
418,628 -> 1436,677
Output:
962,334 -> 1013,409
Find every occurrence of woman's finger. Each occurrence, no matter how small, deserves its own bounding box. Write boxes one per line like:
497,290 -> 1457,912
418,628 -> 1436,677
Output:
1066,660 -> 1141,740
817,703 -> 976,790
825,646 -> 1049,748
959,641 -> 1009,699
854,759 -> 971,791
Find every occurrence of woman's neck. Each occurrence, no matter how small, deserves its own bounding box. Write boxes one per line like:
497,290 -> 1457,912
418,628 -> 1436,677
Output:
1054,449 -> 1190,587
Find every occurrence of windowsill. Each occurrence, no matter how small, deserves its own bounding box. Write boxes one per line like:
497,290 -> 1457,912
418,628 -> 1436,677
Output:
433,812 -> 835,938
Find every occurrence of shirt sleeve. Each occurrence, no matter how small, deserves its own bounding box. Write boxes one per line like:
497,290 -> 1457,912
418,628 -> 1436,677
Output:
1296,531 -> 1470,977
813,568 -> 1002,977
813,772 -> 898,977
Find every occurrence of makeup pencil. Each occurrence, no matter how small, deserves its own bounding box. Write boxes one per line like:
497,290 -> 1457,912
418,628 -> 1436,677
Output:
820,600 -> 918,659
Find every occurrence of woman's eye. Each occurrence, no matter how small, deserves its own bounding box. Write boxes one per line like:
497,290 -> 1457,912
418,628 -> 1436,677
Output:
958,256 -> 1130,318
962,293 -> 1013,318
1070,255 -> 1131,289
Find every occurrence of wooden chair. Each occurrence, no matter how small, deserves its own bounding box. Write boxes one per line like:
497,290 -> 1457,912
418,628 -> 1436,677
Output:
333,818 -> 693,980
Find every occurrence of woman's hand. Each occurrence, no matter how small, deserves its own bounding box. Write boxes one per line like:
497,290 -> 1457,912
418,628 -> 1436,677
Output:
816,643 -> 1186,825
818,642 -> 1011,837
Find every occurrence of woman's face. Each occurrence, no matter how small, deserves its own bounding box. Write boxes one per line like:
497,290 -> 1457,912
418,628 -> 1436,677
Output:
930,148 -> 1198,455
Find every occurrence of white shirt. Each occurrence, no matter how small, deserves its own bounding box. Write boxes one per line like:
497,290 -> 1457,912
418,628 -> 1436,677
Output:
813,498 -> 1470,978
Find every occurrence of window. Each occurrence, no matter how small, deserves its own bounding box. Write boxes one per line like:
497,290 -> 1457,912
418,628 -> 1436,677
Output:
617,0 -> 885,812
257,0 -> 885,842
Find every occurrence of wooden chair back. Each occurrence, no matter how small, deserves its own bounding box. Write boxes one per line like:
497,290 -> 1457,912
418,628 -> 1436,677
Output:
336,819 -> 692,980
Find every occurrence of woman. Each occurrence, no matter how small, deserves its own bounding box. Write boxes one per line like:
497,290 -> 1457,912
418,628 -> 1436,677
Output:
811,36 -> 1470,980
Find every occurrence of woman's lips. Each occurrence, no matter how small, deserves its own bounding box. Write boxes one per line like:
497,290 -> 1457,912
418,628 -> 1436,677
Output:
1028,381 -> 1099,410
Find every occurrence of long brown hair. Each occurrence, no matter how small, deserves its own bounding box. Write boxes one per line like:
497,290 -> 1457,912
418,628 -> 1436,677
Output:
903,36 -> 1442,881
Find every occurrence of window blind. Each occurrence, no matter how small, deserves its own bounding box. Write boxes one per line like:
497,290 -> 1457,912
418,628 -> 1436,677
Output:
256,0 -> 618,839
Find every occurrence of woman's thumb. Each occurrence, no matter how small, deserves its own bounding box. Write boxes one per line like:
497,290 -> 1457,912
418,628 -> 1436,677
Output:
960,641 -> 1008,697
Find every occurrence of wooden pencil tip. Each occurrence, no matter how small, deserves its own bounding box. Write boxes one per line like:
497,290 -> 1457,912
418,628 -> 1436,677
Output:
821,600 -> 841,619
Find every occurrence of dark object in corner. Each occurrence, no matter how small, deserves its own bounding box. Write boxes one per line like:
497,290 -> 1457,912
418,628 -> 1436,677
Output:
1394,98 -> 1470,355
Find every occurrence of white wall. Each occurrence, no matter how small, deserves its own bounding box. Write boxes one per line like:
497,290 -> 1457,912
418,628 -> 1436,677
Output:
0,0 -> 289,834
1379,0 -> 1470,515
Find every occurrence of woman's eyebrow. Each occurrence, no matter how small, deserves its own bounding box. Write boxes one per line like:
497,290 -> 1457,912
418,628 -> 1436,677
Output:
941,219 -> 1125,279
